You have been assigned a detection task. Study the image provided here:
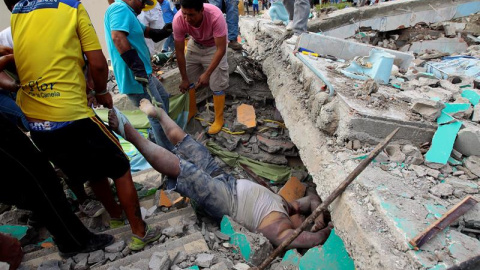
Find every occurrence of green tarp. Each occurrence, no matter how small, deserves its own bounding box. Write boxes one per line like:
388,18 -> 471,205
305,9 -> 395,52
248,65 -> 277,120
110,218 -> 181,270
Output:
206,141 -> 291,183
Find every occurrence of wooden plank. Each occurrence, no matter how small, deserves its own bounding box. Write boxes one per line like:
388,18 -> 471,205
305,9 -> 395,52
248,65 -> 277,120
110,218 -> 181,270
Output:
409,195 -> 478,250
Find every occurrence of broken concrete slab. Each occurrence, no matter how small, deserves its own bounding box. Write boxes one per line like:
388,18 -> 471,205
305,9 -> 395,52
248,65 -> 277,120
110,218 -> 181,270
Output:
402,37 -> 469,55
464,156 -> 480,177
411,99 -> 445,122
309,0 -> 480,39
220,216 -> 272,266
297,34 -> 413,69
454,123 -> 480,157
256,134 -> 296,156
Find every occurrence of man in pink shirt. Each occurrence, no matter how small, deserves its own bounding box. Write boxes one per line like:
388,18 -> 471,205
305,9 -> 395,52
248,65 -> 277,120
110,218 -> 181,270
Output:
173,0 -> 228,135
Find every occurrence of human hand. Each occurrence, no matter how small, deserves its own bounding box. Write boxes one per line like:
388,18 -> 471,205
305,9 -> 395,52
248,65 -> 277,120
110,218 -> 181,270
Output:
0,45 -> 13,56
95,92 -> 113,109
197,72 -> 210,88
179,79 -> 190,93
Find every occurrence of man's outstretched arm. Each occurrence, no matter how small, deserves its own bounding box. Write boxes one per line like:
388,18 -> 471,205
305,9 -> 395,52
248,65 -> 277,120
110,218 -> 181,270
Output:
258,215 -> 332,249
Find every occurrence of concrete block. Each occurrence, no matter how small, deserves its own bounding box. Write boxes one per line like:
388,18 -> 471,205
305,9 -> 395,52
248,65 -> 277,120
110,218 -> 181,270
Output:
38,260 -> 61,270
236,104 -> 256,129
384,145 -> 406,163
464,156 -> 480,177
454,124 -> 480,157
195,253 -> 214,268
220,216 -> 273,266
74,258 -> 88,270
88,250 -> 105,264
210,262 -> 229,270
73,253 -> 89,264
257,135 -> 296,155
408,38 -> 469,55
278,176 -> 306,202
411,99 -> 445,122
429,183 -> 454,197
149,251 -> 170,270
297,33 -> 414,69
105,240 -> 125,253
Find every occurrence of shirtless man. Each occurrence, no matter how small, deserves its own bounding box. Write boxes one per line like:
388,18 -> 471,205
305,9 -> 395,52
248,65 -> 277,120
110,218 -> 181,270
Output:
108,100 -> 332,248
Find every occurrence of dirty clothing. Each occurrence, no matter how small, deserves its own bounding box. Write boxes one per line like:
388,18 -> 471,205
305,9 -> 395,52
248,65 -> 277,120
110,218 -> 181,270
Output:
283,0 -> 309,35
126,75 -> 174,151
173,3 -> 227,47
167,135 -> 289,230
0,114 -> 96,253
235,179 -> 289,232
11,0 -> 100,122
208,0 -> 239,42
184,39 -> 229,92
168,135 -> 237,221
30,116 -> 130,183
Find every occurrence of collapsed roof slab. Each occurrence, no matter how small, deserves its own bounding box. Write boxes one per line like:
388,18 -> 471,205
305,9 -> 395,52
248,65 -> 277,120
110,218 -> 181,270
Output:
239,17 -> 480,269
309,0 -> 480,39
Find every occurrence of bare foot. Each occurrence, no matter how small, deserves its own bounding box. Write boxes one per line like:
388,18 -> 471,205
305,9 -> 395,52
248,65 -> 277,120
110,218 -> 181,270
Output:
139,99 -> 162,119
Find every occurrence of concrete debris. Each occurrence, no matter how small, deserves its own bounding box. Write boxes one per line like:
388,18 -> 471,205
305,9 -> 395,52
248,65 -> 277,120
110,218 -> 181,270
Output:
88,250 -> 105,264
105,240 -> 125,253
73,258 -> 88,270
402,144 -> 424,165
162,225 -> 185,237
384,145 -> 406,163
233,263 -> 250,270
455,126 -> 480,157
73,253 -> 89,264
195,253 -> 215,268
411,99 -> 445,121
213,230 -> 230,241
173,251 -> 188,265
464,156 -> 480,177
149,251 -> 171,270
37,260 -> 61,270
430,183 -> 454,197
210,262 -> 229,270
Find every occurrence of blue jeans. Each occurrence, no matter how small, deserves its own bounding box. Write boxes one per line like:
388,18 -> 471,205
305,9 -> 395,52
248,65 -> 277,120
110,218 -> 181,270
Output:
0,90 -> 29,131
127,75 -> 174,151
283,0 -> 310,34
162,34 -> 175,52
209,0 -> 239,41
167,135 -> 237,222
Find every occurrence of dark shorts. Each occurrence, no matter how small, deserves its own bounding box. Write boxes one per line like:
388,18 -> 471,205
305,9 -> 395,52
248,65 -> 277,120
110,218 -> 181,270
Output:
167,135 -> 237,222
30,116 -> 130,183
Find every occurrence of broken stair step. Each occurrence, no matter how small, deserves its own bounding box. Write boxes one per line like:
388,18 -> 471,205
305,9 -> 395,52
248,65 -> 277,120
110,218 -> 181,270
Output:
96,232 -> 209,270
21,207 -> 196,268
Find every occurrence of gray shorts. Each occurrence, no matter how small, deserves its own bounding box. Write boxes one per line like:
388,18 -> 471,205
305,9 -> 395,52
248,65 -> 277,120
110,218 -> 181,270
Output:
167,135 -> 237,221
185,39 -> 229,92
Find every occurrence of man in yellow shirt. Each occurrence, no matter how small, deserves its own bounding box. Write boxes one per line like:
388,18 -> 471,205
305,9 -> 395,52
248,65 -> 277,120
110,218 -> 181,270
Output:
9,0 -> 161,251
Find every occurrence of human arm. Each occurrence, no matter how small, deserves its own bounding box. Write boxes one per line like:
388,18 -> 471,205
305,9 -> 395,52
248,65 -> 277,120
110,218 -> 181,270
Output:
258,215 -> 332,249
174,39 -> 190,93
196,35 -> 226,88
0,55 -> 20,92
84,50 -> 111,108
0,45 -> 13,56
144,23 -> 172,42
112,30 -> 148,84
107,0 -> 114,4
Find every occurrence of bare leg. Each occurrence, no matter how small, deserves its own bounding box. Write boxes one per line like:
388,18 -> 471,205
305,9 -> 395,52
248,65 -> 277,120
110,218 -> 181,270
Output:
89,178 -> 122,219
139,99 -> 186,146
114,170 -> 145,237
108,109 -> 181,178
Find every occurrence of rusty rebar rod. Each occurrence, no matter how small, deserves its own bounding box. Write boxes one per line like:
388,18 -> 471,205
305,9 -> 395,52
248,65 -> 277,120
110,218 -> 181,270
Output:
252,128 -> 400,270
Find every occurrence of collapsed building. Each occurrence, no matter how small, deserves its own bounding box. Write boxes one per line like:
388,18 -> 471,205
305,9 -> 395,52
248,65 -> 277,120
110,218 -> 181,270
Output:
2,0 -> 480,269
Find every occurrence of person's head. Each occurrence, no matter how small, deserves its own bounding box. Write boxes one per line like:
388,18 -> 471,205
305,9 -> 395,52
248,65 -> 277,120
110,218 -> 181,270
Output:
123,0 -> 153,15
4,0 -> 20,12
180,0 -> 203,27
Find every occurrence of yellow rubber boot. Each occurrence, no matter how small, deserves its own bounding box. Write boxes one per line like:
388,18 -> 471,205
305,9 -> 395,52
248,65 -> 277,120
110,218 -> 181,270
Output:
187,88 -> 197,122
208,94 -> 225,134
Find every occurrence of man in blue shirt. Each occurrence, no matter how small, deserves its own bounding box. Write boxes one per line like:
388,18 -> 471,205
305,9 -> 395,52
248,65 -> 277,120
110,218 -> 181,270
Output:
104,0 -> 174,151
159,0 -> 177,52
